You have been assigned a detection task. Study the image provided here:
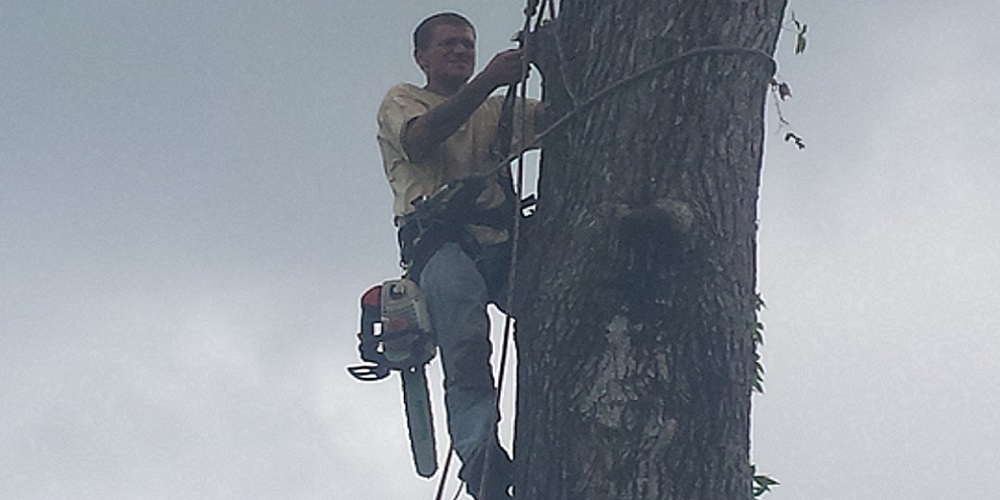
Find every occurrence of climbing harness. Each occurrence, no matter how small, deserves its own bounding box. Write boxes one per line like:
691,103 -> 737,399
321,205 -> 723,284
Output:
396,174 -> 513,280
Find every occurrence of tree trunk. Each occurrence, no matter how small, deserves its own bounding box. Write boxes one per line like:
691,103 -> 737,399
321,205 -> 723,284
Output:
513,1 -> 786,499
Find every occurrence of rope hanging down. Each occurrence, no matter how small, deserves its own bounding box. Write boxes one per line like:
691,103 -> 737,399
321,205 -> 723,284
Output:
434,2 -> 547,499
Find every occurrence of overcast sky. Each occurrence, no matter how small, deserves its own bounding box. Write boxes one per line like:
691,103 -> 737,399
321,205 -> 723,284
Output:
2,1 -> 998,499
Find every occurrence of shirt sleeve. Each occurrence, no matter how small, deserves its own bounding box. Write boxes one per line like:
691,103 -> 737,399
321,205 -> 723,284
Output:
378,84 -> 447,218
377,84 -> 431,168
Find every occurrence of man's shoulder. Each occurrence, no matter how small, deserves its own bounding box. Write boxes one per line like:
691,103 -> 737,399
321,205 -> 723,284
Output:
383,83 -> 439,103
384,82 -> 416,96
380,83 -> 444,117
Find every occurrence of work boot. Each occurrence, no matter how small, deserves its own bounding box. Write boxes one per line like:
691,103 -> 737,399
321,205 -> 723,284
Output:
459,442 -> 513,499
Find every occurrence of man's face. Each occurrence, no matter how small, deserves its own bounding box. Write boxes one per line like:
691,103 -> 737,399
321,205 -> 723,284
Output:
415,23 -> 476,87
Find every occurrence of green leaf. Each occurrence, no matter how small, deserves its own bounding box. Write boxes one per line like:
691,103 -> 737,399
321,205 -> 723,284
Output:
795,31 -> 808,54
755,476 -> 780,487
753,360 -> 765,393
752,472 -> 780,497
752,292 -> 767,393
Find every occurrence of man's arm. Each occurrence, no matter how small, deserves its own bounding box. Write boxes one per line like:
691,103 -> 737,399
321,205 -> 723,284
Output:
403,49 -> 526,162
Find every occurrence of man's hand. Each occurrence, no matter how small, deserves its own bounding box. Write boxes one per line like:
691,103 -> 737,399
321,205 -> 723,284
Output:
479,49 -> 529,89
403,48 -> 530,162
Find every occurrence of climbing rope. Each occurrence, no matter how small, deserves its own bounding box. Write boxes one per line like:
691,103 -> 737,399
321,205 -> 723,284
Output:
484,43 -> 776,179
432,2 -> 545,499
489,0 -> 551,491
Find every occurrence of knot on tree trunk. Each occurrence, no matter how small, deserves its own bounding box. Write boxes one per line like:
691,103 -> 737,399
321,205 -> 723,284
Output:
616,197 -> 695,241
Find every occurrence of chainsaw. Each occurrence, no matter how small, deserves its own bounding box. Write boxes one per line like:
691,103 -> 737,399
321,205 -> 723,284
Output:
347,278 -> 438,478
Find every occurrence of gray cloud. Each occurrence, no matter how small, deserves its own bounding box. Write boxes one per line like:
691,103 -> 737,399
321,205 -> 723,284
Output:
3,1 -> 998,499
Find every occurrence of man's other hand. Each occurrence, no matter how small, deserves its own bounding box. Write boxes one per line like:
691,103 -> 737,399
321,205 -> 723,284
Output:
480,49 -> 529,89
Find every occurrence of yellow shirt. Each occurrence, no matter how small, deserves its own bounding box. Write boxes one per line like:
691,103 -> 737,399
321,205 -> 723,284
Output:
377,83 -> 539,243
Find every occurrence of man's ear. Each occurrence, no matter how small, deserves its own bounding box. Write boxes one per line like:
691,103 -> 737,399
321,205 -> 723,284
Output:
414,48 -> 427,73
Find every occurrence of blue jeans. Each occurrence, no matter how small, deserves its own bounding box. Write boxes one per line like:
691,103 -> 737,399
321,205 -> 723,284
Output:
418,242 -> 512,495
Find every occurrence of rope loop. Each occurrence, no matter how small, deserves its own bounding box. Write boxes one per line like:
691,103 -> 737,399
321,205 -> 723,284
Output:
486,44 -> 777,176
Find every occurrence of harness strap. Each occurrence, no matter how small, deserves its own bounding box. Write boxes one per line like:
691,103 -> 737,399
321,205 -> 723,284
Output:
397,219 -> 477,281
397,177 -> 515,280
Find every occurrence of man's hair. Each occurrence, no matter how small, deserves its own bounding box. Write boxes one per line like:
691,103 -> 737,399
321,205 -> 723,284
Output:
413,12 -> 475,50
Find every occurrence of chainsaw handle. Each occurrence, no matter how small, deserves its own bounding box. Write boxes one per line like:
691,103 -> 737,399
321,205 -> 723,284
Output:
347,363 -> 390,382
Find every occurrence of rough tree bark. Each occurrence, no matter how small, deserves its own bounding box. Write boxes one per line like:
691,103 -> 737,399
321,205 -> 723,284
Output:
513,1 -> 786,499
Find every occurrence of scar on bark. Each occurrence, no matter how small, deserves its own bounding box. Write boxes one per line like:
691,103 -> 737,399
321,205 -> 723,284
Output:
616,198 -> 695,240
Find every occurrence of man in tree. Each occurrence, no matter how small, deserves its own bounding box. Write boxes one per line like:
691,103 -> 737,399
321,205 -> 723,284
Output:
376,12 -> 541,500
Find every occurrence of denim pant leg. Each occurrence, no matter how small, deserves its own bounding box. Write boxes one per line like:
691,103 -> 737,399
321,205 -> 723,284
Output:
419,242 -> 498,463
